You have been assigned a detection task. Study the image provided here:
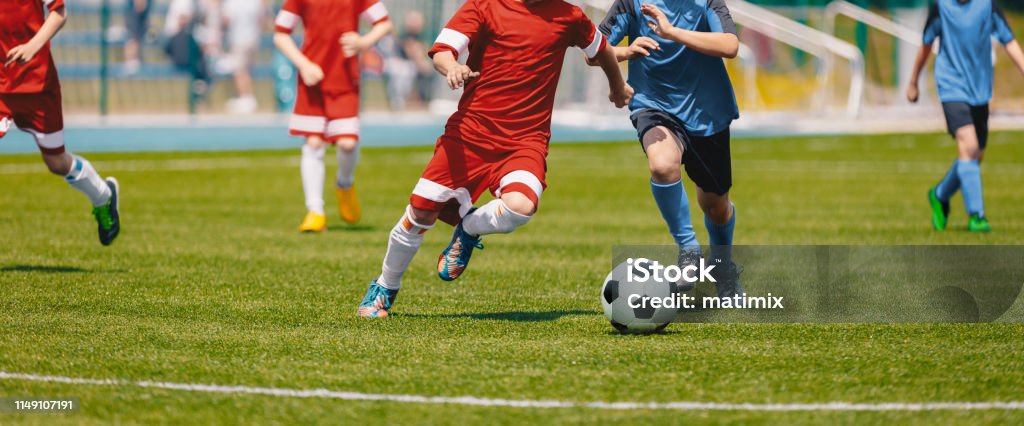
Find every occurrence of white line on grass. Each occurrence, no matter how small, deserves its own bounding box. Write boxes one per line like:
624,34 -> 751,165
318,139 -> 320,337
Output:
1,371 -> 1022,412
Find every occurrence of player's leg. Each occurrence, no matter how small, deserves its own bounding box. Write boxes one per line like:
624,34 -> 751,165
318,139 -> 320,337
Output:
290,84 -> 329,232
438,152 -> 544,282
327,99 -> 362,225
641,125 -> 699,251
686,128 -> 741,298
961,104 -> 989,232
359,205 -> 440,318
298,135 -> 328,232
14,90 -> 120,245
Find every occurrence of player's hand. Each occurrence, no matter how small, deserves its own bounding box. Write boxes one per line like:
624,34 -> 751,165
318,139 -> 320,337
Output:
641,4 -> 674,39
609,83 -> 634,108
906,83 -> 920,103
446,64 -> 479,90
340,32 -> 367,58
4,43 -> 41,67
298,62 -> 325,87
627,37 -> 660,59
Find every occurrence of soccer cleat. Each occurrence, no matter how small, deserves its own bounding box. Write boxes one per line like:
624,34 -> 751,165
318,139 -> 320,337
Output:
92,177 -> 121,246
438,211 -> 483,282
712,261 -> 744,300
675,248 -> 702,292
0,116 -> 11,139
967,214 -> 991,233
357,280 -> 399,318
335,185 -> 361,224
298,211 -> 327,233
928,187 -> 950,231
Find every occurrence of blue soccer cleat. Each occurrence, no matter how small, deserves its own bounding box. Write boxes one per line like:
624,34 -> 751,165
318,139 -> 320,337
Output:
437,211 -> 483,282
357,280 -> 399,318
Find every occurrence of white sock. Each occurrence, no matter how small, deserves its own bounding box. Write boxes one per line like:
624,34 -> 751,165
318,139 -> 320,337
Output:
336,146 -> 359,189
377,206 -> 434,290
65,154 -> 111,207
301,144 -> 326,214
461,199 -> 531,236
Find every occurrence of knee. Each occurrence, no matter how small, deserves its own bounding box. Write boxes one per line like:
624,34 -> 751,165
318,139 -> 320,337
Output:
408,206 -> 439,227
500,192 -> 537,216
648,157 -> 681,184
701,196 -> 732,224
42,152 -> 72,175
336,137 -> 358,152
305,136 -> 326,149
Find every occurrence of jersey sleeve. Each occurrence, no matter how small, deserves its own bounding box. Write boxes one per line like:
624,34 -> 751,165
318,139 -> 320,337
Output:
274,0 -> 302,34
992,6 -> 1016,45
598,0 -> 634,46
42,0 -> 64,11
430,0 -> 483,60
705,0 -> 737,35
922,3 -> 941,45
569,9 -> 606,60
360,1 -> 390,25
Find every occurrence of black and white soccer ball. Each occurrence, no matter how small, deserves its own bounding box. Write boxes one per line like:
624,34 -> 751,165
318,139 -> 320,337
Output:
601,260 -> 679,334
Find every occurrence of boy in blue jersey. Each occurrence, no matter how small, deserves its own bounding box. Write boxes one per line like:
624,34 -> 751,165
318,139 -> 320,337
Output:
592,0 -> 741,297
908,0 -> 1024,232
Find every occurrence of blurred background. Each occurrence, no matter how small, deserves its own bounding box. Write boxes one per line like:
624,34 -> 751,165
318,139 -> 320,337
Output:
6,0 -> 1023,152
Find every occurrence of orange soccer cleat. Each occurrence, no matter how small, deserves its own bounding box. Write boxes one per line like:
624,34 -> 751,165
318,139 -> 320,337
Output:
335,185 -> 362,225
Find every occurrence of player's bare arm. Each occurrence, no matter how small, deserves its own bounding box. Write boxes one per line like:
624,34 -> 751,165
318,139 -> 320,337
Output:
273,31 -> 324,86
340,19 -> 394,58
640,4 -> 738,59
587,37 -> 660,66
592,41 -> 633,108
906,42 -> 934,103
5,6 -> 66,67
1005,40 -> 1024,77
432,50 -> 479,90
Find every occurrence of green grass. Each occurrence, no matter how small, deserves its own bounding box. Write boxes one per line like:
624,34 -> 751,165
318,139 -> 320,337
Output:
1,131 -> 1024,424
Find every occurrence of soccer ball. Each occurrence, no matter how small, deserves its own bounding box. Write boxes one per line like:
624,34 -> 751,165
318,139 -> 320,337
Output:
601,260 -> 679,334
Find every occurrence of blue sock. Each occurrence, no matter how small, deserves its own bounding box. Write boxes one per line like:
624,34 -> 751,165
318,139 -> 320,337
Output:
956,159 -> 984,217
934,160 -> 959,202
650,180 -> 698,249
705,204 -> 736,264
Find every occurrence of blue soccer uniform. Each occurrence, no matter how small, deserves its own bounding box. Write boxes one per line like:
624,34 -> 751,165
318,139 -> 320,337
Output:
916,0 -> 1018,232
599,0 -> 742,296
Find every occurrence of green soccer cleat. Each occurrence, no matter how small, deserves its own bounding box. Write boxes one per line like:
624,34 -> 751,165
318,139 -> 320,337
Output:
967,214 -> 991,233
92,177 -> 121,246
928,187 -> 949,231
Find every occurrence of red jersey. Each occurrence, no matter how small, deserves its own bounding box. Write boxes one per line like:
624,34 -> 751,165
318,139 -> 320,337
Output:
429,0 -> 605,155
275,0 -> 389,93
0,0 -> 63,94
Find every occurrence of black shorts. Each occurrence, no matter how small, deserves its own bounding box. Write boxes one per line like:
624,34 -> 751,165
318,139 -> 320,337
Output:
631,108 -> 732,195
124,0 -> 152,42
942,102 -> 989,149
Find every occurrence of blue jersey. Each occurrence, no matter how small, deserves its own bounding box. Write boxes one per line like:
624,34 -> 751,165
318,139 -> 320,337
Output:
599,0 -> 738,137
923,0 -> 1016,106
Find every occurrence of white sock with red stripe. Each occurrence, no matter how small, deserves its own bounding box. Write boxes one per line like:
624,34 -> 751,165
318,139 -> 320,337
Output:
461,199 -> 531,237
301,144 -> 326,214
335,146 -> 359,189
377,206 -> 434,290
65,154 -> 111,207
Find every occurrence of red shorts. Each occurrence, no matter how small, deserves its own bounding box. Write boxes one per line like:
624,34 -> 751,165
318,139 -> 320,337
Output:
411,136 -> 548,226
0,85 -> 65,154
288,84 -> 359,142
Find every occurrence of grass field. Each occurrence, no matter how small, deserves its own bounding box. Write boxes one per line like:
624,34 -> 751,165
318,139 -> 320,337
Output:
2,131 -> 1024,424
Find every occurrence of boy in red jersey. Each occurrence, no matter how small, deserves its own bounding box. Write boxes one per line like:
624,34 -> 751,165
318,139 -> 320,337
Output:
2,0 -> 121,245
273,0 -> 393,232
358,0 -> 633,318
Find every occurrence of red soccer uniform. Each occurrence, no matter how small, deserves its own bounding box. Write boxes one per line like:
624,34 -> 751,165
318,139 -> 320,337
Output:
412,0 -> 605,224
0,0 -> 65,153
275,0 -> 389,142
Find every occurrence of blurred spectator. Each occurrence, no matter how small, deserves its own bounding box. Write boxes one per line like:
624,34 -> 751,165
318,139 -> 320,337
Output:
123,0 -> 152,75
218,0 -> 266,114
165,0 -> 216,105
384,11 -> 434,110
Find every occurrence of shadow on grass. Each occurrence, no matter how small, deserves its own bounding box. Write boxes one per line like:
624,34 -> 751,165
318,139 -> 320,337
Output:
1,265 -> 89,273
402,309 -> 598,322
325,224 -> 376,232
